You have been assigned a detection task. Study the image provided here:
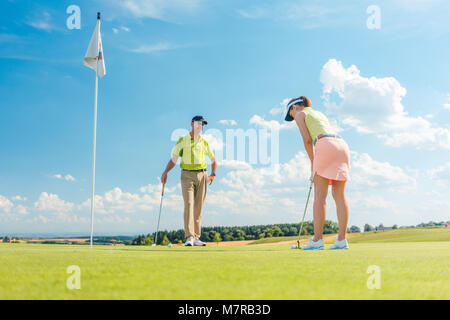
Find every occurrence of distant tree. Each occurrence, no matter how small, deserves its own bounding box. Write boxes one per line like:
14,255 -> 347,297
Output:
178,240 -> 183,245
214,232 -> 222,246
234,229 -> 246,241
364,224 -> 373,232
223,234 -> 233,241
289,227 -> 298,236
349,225 -> 361,233
304,223 -> 314,235
161,235 -> 170,246
392,224 -> 398,230
378,223 -> 384,231
208,230 -> 217,242
142,237 -> 154,246
272,226 -> 282,237
2,236 -> 9,243
263,228 -> 273,238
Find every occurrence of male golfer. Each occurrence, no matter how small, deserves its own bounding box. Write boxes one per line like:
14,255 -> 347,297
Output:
161,116 -> 217,246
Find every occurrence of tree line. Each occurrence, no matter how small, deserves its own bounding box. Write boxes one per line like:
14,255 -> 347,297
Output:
131,220 -> 362,245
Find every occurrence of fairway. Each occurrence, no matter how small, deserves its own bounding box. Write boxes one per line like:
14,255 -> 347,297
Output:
1,238 -> 449,299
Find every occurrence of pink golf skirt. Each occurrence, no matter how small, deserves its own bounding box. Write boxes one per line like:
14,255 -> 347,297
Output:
313,137 -> 350,185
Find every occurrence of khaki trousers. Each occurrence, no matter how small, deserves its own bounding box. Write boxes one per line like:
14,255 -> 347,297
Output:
181,170 -> 208,239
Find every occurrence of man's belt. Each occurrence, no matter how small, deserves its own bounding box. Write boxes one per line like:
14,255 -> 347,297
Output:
182,169 -> 207,172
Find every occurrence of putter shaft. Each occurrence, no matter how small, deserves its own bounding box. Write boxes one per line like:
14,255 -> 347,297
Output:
154,184 -> 165,245
297,179 -> 313,248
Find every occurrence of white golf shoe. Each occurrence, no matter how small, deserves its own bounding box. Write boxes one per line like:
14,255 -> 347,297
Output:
302,237 -> 324,250
184,237 -> 194,246
330,237 -> 349,250
193,239 -> 206,246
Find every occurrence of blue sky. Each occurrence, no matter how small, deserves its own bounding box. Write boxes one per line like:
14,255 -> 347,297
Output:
1,0 -> 450,235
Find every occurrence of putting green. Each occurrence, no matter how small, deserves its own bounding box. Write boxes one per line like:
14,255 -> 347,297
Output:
0,240 -> 449,299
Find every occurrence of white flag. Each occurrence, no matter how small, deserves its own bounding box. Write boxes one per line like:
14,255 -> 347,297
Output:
83,19 -> 106,77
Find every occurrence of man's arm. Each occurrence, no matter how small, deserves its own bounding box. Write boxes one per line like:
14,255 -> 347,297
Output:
208,157 -> 217,185
161,155 -> 178,184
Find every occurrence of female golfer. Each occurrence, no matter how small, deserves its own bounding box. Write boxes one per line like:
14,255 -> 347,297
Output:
285,96 -> 350,250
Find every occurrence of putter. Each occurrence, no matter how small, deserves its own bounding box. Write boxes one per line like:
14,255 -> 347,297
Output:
294,178 -> 314,249
154,183 -> 165,246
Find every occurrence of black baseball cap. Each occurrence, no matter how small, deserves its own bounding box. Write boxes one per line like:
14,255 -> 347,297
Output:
284,97 -> 306,122
191,115 -> 208,125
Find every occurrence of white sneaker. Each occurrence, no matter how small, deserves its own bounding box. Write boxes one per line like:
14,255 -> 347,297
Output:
184,237 -> 194,246
302,237 -> 324,250
193,239 -> 206,246
330,237 -> 349,250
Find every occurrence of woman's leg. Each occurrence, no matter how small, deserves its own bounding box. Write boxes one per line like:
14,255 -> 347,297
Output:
331,180 -> 349,241
313,175 -> 329,241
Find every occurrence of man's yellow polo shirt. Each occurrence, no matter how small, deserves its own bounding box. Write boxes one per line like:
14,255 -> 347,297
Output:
172,134 -> 215,170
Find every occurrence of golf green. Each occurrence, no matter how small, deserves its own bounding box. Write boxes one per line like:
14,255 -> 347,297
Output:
0,240 -> 449,299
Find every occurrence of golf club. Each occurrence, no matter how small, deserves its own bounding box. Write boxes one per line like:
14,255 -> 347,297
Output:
154,183 -> 165,246
293,178 -> 314,249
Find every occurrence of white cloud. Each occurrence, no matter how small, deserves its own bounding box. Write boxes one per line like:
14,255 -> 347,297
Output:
111,0 -> 203,21
349,193 -> 392,210
113,26 -> 130,34
38,215 -> 48,224
218,120 -> 237,126
249,115 -> 295,131
79,184 -> 183,215
15,205 -> 28,215
219,160 -> 252,170
220,151 -> 310,190
0,195 -> 28,216
53,173 -> 76,182
27,11 -> 55,32
12,195 -> 27,201
236,2 -> 353,29
128,42 -> 184,53
320,59 -> 450,149
34,192 -> 74,213
202,132 -> 223,151
428,162 -> 450,184
64,174 -> 75,182
0,195 -> 13,213
269,98 -> 290,117
28,21 -> 53,31
350,152 -> 416,190
444,104 -> 450,110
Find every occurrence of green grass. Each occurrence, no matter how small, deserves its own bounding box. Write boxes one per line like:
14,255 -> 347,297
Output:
1,228 -> 449,299
249,235 -> 302,244
348,227 -> 450,243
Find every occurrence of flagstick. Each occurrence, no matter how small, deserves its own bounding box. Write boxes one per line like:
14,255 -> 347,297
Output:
89,57 -> 99,248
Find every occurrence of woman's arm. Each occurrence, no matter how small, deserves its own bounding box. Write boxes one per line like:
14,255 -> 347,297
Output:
294,112 -> 314,164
